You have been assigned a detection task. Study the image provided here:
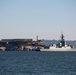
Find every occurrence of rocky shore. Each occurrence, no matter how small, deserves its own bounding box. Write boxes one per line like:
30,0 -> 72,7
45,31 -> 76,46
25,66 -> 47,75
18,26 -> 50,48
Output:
0,39 -> 45,51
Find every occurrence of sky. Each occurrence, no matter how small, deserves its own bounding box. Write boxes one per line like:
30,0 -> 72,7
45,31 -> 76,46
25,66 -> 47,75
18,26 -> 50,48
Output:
0,0 -> 76,40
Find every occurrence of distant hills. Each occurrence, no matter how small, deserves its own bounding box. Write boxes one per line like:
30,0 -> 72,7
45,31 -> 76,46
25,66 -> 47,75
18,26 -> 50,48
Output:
42,39 -> 76,47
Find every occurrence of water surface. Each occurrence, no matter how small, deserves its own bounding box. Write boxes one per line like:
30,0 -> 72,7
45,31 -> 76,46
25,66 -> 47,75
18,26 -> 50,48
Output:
0,51 -> 76,75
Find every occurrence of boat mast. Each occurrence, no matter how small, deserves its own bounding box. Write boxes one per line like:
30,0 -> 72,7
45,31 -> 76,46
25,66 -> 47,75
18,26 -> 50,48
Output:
60,32 -> 65,46
61,32 -> 64,40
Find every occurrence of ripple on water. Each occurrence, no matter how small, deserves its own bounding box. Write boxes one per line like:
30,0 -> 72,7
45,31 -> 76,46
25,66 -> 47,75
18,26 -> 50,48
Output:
0,51 -> 76,75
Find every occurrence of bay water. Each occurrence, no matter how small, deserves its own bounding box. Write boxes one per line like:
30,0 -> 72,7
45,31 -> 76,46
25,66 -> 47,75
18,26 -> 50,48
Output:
0,51 -> 76,75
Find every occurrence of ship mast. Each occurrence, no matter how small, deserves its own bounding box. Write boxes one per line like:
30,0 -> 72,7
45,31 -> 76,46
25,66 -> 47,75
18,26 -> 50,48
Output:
60,32 -> 65,46
61,32 -> 64,40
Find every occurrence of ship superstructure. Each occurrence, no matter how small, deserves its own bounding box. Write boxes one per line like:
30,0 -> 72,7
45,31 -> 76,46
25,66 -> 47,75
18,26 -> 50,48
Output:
49,33 -> 73,49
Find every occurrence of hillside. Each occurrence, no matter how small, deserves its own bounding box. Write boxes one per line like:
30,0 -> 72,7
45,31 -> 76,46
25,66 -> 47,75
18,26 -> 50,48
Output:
42,39 -> 76,47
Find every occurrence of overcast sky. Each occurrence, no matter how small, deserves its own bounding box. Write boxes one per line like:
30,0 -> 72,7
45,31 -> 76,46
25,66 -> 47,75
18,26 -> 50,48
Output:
0,0 -> 76,40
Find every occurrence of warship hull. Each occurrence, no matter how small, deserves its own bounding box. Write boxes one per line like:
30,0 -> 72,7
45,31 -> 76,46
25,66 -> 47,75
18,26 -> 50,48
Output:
40,48 -> 76,51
